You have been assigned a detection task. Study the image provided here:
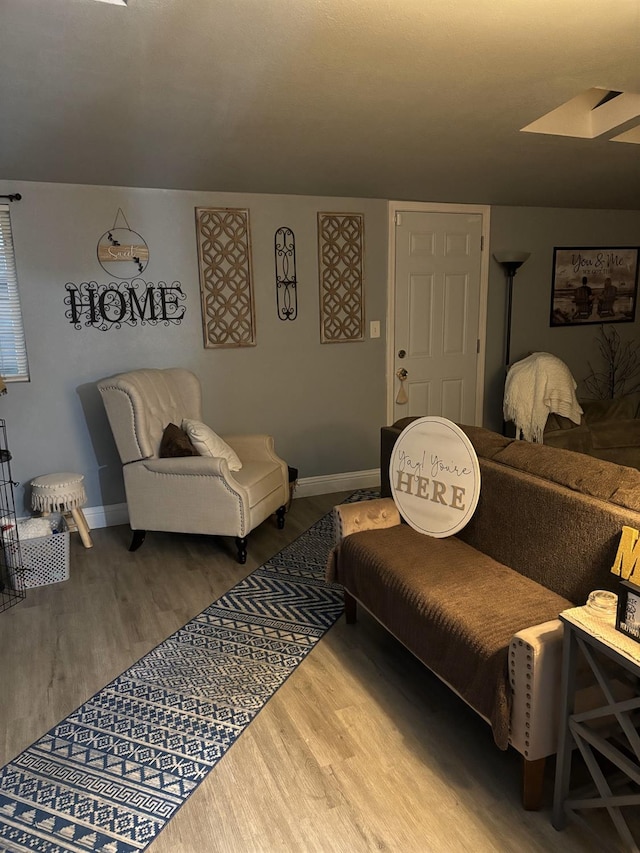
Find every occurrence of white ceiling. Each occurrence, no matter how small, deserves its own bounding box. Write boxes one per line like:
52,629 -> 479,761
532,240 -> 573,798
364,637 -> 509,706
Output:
2,0 -> 639,208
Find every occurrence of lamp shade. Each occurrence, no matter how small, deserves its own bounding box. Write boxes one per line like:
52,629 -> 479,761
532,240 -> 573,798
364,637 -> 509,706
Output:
493,251 -> 531,267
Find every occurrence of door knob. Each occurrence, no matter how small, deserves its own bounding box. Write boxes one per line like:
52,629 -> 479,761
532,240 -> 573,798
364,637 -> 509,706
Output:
396,368 -> 408,380
398,349 -> 406,359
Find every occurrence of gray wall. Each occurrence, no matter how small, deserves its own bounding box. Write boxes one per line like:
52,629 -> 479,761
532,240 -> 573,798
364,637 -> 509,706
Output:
0,181 -> 388,514
485,206 -> 640,431
2,181 -> 640,515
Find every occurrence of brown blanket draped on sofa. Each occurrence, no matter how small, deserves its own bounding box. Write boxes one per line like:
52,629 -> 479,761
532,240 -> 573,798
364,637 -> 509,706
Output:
328,525 -> 571,749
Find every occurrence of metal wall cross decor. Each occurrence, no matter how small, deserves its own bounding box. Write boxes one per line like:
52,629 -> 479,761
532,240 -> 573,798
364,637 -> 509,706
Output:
274,227 -> 298,321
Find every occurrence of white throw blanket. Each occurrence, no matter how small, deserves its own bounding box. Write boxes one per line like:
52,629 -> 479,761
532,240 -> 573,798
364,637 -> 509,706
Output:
503,352 -> 583,443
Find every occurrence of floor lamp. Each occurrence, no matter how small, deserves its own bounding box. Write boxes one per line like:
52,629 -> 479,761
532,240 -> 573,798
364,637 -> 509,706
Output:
493,251 -> 531,368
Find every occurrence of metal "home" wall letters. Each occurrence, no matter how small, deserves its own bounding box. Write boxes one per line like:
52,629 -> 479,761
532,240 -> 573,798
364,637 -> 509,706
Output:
65,281 -> 186,330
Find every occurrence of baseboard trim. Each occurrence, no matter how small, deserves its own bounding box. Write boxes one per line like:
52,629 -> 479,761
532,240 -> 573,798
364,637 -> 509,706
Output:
84,502 -> 129,530
80,470 -> 381,529
293,469 -> 380,499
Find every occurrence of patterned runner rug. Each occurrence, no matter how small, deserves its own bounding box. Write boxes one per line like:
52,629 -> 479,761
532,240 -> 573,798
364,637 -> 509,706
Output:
0,491 -> 375,853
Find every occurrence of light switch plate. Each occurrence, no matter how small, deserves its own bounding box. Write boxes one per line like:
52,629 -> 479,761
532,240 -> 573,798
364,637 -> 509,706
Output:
370,320 -> 381,338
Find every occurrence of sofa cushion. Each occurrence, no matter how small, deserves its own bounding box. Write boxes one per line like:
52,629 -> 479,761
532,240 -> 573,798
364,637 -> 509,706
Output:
582,392 -> 640,424
543,423 -> 593,454
159,423 -> 198,458
181,419 -> 242,471
233,461 -> 284,508
331,524 -> 572,750
590,418 -> 640,450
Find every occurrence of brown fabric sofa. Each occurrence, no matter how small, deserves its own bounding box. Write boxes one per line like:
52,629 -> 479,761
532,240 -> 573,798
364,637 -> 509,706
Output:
327,421 -> 640,809
544,391 -> 640,470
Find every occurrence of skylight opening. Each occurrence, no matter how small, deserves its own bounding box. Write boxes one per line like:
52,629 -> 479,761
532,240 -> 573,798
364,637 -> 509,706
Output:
593,90 -> 622,110
521,87 -> 640,145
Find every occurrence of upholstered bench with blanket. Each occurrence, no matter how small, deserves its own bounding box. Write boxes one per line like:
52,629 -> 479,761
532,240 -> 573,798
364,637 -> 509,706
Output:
327,423 -> 640,809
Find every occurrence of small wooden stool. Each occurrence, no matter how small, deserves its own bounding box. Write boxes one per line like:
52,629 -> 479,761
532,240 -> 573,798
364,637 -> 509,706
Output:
30,472 -> 93,549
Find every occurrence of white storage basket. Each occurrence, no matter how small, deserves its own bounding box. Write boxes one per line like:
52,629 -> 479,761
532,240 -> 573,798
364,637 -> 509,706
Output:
5,515 -> 70,589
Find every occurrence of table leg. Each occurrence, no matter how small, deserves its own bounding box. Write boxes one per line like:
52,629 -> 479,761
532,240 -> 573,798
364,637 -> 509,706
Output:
70,507 -> 93,549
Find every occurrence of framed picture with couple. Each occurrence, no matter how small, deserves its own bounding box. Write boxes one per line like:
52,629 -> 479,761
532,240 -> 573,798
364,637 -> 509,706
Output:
550,246 -> 639,327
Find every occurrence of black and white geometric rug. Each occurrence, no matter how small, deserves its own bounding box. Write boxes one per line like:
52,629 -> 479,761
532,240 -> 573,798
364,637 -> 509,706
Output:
0,491 -> 376,853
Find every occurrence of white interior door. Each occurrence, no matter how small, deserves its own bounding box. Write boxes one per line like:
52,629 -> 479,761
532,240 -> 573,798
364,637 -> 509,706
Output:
391,209 -> 485,424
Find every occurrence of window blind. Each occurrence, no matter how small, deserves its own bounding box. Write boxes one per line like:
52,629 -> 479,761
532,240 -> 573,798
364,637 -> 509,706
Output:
0,205 -> 29,381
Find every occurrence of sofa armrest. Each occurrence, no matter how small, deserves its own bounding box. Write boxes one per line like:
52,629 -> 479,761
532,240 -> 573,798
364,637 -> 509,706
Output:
223,434 -> 281,463
333,498 -> 401,545
508,619 -> 564,761
327,498 -> 401,584
509,616 -> 638,764
136,455 -> 230,477
545,412 -> 580,433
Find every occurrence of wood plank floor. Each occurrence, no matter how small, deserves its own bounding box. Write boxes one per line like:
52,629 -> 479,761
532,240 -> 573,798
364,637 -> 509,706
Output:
0,493 -> 623,852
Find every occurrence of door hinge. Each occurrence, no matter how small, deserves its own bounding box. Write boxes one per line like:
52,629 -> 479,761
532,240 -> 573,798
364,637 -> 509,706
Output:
480,235 -> 484,251
477,338 -> 481,353
395,212 -> 402,226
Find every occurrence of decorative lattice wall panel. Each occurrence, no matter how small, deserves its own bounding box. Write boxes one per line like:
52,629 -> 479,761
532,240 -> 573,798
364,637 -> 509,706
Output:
318,212 -> 365,343
195,208 -> 256,348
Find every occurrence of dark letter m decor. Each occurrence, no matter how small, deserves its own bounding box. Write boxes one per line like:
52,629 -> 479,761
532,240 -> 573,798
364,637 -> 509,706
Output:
195,208 -> 256,348
318,212 -> 365,343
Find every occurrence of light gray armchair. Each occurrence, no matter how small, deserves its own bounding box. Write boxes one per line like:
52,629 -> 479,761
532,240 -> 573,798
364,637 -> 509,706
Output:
97,368 -> 289,563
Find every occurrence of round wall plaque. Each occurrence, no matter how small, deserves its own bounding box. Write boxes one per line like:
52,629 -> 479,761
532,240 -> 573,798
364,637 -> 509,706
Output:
389,416 -> 481,538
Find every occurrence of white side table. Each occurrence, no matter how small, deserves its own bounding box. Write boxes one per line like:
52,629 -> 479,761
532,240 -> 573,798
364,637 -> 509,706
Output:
552,605 -> 640,851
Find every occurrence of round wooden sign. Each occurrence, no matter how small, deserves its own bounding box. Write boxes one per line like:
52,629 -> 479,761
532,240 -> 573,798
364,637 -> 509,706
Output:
389,417 -> 481,538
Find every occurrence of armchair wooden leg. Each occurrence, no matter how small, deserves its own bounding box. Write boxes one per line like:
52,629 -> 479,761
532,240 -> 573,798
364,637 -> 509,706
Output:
276,505 -> 286,530
345,590 -> 358,624
235,536 -> 247,564
129,529 -> 146,552
522,757 -> 546,810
